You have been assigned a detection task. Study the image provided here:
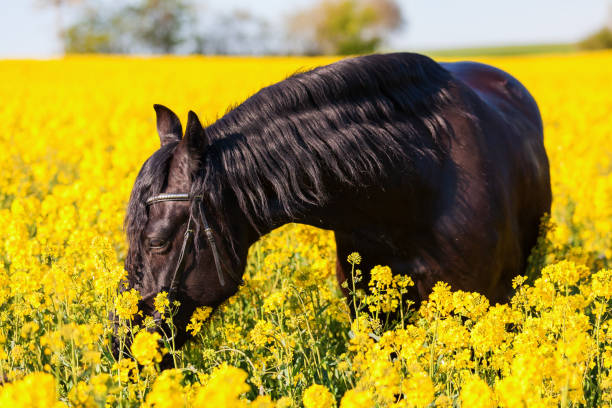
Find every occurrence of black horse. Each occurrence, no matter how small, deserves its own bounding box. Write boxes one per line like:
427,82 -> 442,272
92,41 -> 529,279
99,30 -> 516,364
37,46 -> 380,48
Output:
119,53 -> 551,354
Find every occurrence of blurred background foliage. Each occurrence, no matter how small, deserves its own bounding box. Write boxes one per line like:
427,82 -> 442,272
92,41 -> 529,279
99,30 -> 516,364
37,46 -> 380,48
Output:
579,27 -> 612,50
40,0 -> 404,55
40,0 -> 612,56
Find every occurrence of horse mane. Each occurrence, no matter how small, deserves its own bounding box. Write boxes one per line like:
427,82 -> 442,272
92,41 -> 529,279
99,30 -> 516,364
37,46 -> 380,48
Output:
193,52 -> 456,232
125,53 -> 457,275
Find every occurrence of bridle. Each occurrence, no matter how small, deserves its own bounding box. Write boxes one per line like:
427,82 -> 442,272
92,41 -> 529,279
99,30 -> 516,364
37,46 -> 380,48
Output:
145,193 -> 244,300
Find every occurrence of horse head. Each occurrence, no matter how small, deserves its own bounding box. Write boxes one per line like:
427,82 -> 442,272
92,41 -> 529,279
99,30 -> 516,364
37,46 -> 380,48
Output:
112,105 -> 248,363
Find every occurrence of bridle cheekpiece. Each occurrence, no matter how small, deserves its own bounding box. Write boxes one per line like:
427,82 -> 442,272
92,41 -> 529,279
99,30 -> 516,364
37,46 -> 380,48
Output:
145,192 -> 244,300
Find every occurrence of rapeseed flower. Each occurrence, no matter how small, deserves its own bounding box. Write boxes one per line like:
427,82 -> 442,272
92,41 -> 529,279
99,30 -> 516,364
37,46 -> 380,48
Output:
0,52 -> 610,406
303,384 -> 335,408
186,306 -> 212,336
131,331 -> 165,366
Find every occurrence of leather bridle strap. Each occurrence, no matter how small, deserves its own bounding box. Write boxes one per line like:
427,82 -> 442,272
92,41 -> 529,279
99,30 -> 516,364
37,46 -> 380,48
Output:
145,193 -> 244,297
197,200 -> 229,287
168,212 -> 193,296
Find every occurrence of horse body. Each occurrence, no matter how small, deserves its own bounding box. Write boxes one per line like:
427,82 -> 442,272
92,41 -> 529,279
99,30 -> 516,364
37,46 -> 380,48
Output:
332,60 -> 551,306
121,53 -> 551,355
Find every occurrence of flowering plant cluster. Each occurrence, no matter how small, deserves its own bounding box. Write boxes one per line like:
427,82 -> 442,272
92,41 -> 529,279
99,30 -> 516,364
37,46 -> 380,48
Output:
0,52 -> 610,406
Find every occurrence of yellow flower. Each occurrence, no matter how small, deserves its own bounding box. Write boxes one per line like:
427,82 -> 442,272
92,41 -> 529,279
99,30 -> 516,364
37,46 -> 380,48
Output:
370,265 -> 393,286
0,372 -> 65,407
347,252 -> 361,265
249,319 -> 277,347
262,291 -> 287,313
186,306 -> 213,336
460,375 -> 496,408
114,289 -> 141,320
366,265 -> 413,314
421,281 -> 454,320
112,358 -> 138,383
470,304 -> 512,356
154,291 -> 170,316
131,331 -> 165,366
591,268 -> 612,298
144,369 -> 186,408
339,389 -> 373,408
303,384 -> 335,408
275,396 -> 293,408
250,395 -> 275,408
401,371 -> 434,408
68,381 -> 97,408
193,364 -> 250,407
542,260 -> 590,288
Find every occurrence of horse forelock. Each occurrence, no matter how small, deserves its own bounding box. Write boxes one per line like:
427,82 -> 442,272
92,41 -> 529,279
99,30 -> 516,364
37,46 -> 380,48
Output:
124,142 -> 178,283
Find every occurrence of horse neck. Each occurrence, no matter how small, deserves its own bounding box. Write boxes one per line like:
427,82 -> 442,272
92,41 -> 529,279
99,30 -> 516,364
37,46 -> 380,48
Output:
229,171 -> 378,250
203,103 -> 438,249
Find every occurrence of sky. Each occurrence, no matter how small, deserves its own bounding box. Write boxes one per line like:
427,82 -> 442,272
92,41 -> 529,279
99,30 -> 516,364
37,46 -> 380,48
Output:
0,0 -> 610,58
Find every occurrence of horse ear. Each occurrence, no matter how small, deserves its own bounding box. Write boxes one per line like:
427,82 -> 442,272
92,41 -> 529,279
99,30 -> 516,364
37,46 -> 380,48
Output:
153,104 -> 182,146
184,110 -> 209,161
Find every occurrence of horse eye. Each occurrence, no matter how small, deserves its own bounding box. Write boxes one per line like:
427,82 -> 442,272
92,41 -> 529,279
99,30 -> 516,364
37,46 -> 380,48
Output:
149,238 -> 166,249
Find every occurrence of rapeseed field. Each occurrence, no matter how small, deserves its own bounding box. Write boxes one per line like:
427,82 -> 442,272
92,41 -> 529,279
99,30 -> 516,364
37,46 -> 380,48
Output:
0,52 -> 610,407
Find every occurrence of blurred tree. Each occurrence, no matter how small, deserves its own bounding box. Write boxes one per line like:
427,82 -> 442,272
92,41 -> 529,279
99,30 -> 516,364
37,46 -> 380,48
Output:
193,9 -> 277,55
125,0 -> 195,54
63,0 -> 194,54
579,3 -> 612,50
289,0 -> 404,55
63,7 -> 127,53
578,28 -> 612,50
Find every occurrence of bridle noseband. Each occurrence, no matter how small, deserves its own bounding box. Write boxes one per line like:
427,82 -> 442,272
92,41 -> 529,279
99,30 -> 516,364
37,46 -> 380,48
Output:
145,193 -> 244,300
